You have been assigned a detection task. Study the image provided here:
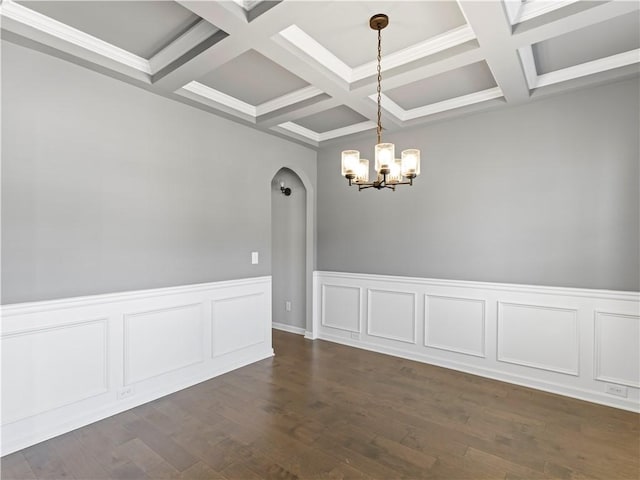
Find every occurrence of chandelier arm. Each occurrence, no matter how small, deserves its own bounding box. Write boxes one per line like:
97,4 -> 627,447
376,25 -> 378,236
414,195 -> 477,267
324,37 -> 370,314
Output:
341,14 -> 420,192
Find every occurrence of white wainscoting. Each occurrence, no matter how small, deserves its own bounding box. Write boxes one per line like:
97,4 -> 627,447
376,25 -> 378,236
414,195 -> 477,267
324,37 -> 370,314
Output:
0,277 -> 272,456
314,271 -> 640,412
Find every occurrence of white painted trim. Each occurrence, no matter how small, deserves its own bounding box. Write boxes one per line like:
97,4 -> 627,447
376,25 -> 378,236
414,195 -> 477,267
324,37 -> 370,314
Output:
351,25 -> 477,82
424,295 -> 486,358
278,24 -> 352,83
518,46 -> 538,90
536,49 -> 640,88
594,311 -> 640,388
313,271 -> 640,412
315,271 -> 640,302
1,318 -> 110,425
319,121 -> 377,141
0,0 -> 152,74
123,303 -> 205,385
211,292 -> 267,357
321,284 -> 362,333
1,351 -> 273,456
366,289 -> 417,344
1,276 -> 272,317
1,277 -> 273,455
374,87 -> 504,122
276,120 -> 376,143
272,322 -> 306,335
503,0 -> 523,25
279,23 -> 476,85
497,301 -> 580,376
256,86 -> 324,116
317,330 -> 638,412
149,20 -> 220,73
181,81 -> 256,116
180,82 -> 326,120
513,0 -> 581,25
277,121 -> 321,142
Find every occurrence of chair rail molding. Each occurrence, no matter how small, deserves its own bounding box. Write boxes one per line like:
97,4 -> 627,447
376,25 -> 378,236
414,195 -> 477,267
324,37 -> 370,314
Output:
313,271 -> 640,412
1,276 -> 273,456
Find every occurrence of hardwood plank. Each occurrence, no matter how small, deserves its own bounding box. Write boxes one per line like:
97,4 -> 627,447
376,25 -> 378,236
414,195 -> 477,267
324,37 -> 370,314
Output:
0,452 -> 37,480
3,330 -> 638,480
122,418 -> 198,472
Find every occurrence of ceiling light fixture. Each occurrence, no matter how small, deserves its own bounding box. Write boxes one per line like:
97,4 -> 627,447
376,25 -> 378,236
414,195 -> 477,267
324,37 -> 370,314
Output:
341,14 -> 420,191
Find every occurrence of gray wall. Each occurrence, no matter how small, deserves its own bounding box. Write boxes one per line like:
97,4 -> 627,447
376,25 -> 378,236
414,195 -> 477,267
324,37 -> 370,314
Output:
1,41 -> 317,303
317,78 -> 640,291
271,169 -> 306,329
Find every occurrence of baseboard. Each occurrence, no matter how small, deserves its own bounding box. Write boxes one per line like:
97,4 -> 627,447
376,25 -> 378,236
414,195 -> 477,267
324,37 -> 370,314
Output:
313,271 -> 640,413
1,350 -> 273,456
317,332 -> 639,412
272,321 -> 305,335
1,277 -> 273,456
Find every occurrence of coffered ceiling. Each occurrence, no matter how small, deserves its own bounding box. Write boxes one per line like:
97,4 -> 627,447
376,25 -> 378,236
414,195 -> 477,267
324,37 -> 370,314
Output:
2,0 -> 639,148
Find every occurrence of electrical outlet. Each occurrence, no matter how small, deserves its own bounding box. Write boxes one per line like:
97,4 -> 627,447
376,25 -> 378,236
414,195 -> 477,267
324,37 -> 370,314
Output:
285,301 -> 291,312
251,251 -> 259,264
117,386 -> 134,400
605,383 -> 628,398
350,332 -> 360,340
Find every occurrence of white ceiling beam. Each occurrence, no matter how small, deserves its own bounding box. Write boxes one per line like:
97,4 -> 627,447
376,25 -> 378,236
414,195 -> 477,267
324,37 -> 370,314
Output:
257,97 -> 341,128
511,0 -> 640,49
155,0 -> 296,93
458,1 -> 531,104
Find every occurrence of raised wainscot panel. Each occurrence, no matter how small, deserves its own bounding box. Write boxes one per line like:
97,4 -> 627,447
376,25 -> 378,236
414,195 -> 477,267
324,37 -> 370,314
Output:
425,295 -> 485,357
367,289 -> 416,343
321,284 -> 361,333
595,312 -> 640,387
498,302 -> 579,376
212,293 -> 266,357
124,303 -> 204,385
2,319 -> 108,424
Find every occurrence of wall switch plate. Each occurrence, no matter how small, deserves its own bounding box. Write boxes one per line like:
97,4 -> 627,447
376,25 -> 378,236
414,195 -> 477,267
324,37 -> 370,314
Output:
117,386 -> 134,400
251,251 -> 259,264
605,383 -> 628,398
285,301 -> 291,311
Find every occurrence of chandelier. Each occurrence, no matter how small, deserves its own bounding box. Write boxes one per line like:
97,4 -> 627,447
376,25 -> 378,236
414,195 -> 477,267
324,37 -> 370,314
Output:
341,14 -> 420,191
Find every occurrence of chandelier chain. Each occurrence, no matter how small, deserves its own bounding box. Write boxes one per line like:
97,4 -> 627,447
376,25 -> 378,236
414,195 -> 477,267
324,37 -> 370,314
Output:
376,26 -> 382,145
340,14 -> 420,191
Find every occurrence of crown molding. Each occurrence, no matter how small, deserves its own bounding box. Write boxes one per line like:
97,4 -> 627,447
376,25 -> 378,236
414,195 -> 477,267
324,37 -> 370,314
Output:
149,20 -> 220,73
256,85 -> 324,116
318,121 -> 376,142
279,23 -> 476,85
276,121 -> 321,142
518,46 -> 538,90
278,24 -> 353,82
373,87 -> 503,122
351,25 -> 477,82
513,0 -> 581,25
535,49 -> 640,88
0,0 -> 151,74
181,81 -> 256,116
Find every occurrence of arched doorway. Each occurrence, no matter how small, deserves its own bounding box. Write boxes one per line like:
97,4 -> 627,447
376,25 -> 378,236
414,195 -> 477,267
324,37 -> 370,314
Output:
271,168 -> 307,335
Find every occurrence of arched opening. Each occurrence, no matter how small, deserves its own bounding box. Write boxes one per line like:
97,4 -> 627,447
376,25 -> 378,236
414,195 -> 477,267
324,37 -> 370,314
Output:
271,168 -> 307,335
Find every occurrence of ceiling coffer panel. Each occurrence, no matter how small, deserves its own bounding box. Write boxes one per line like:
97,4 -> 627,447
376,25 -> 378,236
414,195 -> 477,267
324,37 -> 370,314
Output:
197,50 -> 310,106
385,61 -> 498,110
295,106 -> 369,134
291,1 -> 467,68
533,11 -> 640,75
17,1 -> 202,59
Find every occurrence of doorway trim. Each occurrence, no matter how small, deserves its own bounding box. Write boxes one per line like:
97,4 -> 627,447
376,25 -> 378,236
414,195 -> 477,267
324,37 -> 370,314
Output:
268,164 -> 316,339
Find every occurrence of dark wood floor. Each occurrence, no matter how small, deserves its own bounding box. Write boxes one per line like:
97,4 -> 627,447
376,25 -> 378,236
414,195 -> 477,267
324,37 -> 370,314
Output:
2,330 -> 639,479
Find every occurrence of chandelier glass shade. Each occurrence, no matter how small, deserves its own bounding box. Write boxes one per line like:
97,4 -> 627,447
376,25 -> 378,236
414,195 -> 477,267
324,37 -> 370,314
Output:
341,14 -> 420,191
